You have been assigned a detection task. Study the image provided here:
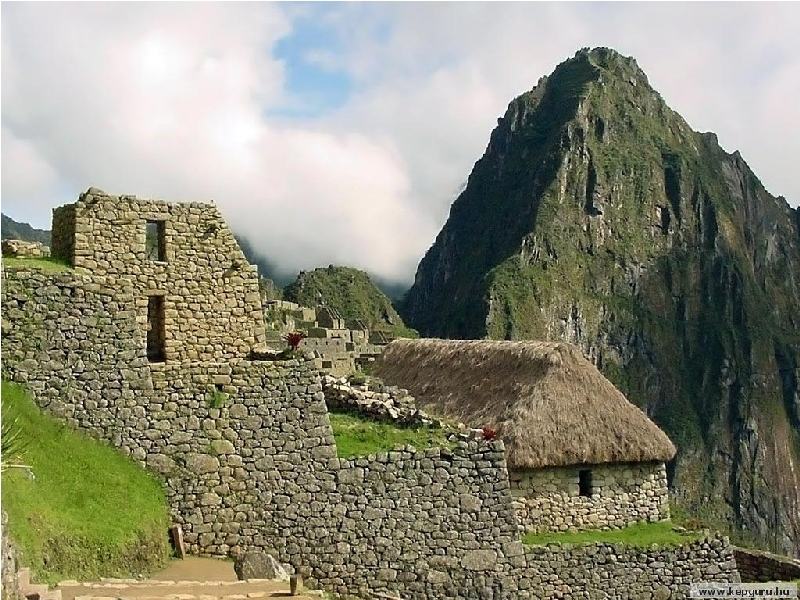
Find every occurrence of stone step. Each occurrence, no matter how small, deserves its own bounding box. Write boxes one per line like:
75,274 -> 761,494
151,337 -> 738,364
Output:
19,574 -> 63,600
18,567 -> 32,589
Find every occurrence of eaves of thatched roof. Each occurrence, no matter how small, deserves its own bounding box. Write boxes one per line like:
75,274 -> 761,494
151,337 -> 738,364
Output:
374,339 -> 676,469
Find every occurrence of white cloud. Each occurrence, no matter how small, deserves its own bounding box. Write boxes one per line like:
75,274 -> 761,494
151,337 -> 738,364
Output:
0,2 -> 432,282
2,3 -> 798,285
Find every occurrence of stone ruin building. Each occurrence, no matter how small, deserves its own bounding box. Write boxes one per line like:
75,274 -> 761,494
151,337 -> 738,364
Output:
0,188 -> 742,599
375,338 -> 677,533
263,300 -> 389,376
50,188 -> 267,363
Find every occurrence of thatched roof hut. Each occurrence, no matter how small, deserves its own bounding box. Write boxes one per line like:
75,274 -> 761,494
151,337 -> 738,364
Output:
374,339 -> 676,470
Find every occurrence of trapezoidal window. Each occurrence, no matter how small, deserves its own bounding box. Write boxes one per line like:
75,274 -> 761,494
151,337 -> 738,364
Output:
578,469 -> 593,497
145,220 -> 166,261
147,295 -> 166,363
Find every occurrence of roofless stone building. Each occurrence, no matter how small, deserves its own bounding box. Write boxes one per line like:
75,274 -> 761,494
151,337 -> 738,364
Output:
375,338 -> 677,533
50,188 -> 266,362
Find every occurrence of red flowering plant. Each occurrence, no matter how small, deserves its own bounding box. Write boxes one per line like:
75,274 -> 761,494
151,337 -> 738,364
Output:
481,426 -> 497,441
283,331 -> 306,352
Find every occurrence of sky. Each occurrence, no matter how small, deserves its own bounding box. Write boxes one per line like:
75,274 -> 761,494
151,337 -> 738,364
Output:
2,2 -> 799,285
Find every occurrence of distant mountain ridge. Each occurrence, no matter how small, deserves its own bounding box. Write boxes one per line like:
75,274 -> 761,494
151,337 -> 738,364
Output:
284,265 -> 417,338
1,214 -> 51,245
401,47 -> 800,556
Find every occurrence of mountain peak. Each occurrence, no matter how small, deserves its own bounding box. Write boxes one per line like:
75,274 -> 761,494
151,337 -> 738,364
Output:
401,48 -> 800,557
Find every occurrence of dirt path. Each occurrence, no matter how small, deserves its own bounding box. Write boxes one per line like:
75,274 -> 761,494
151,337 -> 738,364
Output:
56,558 -> 321,600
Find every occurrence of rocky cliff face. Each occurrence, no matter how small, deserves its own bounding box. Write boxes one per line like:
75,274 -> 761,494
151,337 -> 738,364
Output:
402,47 -> 800,556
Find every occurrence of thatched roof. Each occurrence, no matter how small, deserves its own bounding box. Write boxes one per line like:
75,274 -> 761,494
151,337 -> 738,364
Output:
374,339 -> 676,469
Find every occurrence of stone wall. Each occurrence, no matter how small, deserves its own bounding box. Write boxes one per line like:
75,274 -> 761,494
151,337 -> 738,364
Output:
510,462 -> 669,533
50,188 -> 265,362
1,240 -> 50,258
2,512 -> 21,600
50,202 -> 76,263
522,535 -> 739,599
322,374 -> 443,427
734,546 -> 800,582
1,266 -> 739,599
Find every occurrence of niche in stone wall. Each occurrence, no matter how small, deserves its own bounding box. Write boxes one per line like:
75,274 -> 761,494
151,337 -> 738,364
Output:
147,295 -> 166,363
145,220 -> 166,261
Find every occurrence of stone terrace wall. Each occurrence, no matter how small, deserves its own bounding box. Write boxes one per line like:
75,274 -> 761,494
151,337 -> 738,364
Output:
510,462 -> 669,533
734,546 -> 800,582
52,188 -> 265,362
522,535 -> 739,599
304,441 -> 523,599
1,266 -> 740,599
0,267 -> 516,597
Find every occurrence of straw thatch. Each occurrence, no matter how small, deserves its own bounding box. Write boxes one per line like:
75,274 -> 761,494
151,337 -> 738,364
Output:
374,339 -> 676,469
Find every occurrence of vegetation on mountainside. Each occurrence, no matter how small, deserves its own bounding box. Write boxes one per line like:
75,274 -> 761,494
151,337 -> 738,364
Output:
400,47 -> 800,556
2,257 -> 71,273
1,381 -> 170,584
328,411 -> 452,458
522,521 -> 704,548
1,214 -> 51,245
285,265 -> 417,338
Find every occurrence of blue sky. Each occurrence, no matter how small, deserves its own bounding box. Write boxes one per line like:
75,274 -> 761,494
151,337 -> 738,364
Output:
2,2 -> 799,283
272,6 -> 354,118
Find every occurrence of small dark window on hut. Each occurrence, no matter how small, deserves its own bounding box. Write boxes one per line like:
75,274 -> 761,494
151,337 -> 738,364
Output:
578,469 -> 593,497
146,220 -> 166,261
147,295 -> 166,363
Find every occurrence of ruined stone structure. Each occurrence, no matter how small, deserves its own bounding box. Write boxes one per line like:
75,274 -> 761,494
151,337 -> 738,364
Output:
263,299 -> 384,376
1,190 -> 741,599
51,188 -> 266,362
1,240 -> 50,259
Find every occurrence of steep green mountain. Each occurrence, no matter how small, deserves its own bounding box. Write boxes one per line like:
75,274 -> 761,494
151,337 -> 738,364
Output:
1,214 -> 51,244
285,265 -> 417,337
402,48 -> 800,556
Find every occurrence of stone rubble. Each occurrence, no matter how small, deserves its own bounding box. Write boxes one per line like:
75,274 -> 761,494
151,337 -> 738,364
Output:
1,239 -> 50,258
321,375 -> 446,428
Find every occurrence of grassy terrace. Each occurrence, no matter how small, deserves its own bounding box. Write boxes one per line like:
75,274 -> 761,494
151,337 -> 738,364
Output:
1,381 -> 170,583
2,256 -> 71,273
522,521 -> 704,548
328,411 -> 453,458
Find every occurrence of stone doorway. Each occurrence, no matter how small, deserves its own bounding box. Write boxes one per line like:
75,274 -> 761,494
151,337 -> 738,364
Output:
147,295 -> 166,362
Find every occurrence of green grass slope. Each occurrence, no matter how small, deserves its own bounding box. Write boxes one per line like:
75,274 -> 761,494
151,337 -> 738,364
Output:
2,257 -> 71,273
1,381 -> 170,584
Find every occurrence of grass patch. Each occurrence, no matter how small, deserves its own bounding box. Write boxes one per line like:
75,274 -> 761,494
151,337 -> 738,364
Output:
522,520 -> 704,548
2,256 -> 71,273
1,381 -> 171,584
328,411 -> 453,458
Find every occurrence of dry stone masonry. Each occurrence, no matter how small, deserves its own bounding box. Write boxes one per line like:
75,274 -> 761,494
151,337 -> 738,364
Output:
50,188 -> 266,362
1,239 -> 50,258
510,462 -> 669,533
321,375 -> 445,427
1,189 -> 741,599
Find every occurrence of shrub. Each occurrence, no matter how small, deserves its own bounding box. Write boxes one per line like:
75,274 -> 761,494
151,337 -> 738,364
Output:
283,331 -> 306,351
482,426 -> 498,441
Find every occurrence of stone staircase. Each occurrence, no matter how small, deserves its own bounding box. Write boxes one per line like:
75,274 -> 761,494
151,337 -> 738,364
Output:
17,567 -> 62,600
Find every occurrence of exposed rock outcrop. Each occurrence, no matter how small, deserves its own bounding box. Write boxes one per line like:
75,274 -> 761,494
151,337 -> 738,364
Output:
401,47 -> 800,557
